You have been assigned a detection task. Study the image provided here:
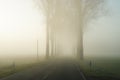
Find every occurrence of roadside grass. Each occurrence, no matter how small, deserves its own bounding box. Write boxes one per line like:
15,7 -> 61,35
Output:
78,57 -> 120,80
0,59 -> 45,79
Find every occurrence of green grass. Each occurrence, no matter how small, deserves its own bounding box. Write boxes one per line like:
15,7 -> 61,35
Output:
0,63 -> 34,78
0,60 -> 45,79
78,57 -> 120,80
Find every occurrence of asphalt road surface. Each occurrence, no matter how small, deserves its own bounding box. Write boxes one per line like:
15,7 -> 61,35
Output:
0,58 -> 86,80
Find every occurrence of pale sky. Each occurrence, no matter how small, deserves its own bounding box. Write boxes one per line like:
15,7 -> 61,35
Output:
0,0 -> 46,61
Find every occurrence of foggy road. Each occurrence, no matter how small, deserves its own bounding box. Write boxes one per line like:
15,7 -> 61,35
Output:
0,59 -> 86,80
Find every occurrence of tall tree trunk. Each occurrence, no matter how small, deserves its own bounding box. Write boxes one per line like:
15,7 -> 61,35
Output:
77,22 -> 84,60
78,30 -> 84,60
54,35 -> 56,56
46,20 -> 50,59
51,31 -> 54,56
46,30 -> 49,59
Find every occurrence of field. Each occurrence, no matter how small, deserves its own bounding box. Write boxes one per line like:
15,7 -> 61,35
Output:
0,58 -> 45,79
78,57 -> 120,80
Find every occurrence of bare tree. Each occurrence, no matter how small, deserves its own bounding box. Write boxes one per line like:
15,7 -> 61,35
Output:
34,0 -> 58,58
73,0 -> 106,60
34,0 -> 106,59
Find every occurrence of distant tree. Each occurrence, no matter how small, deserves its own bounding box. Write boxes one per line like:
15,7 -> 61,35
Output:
34,0 -> 57,58
73,0 -> 106,60
34,0 -> 106,59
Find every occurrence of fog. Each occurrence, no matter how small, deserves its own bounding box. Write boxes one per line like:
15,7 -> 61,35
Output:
0,0 -> 46,63
0,0 -> 120,64
84,0 -> 120,58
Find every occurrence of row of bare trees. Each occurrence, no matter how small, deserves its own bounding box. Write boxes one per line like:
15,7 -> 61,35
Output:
34,0 -> 106,60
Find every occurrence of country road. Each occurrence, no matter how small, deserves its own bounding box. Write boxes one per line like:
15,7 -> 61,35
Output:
0,59 -> 86,80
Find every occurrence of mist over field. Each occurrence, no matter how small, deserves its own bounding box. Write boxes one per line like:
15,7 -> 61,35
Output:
0,0 -> 120,63
0,0 -> 120,80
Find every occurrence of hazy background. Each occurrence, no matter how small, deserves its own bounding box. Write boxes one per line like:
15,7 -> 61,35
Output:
0,0 -> 46,63
0,0 -> 120,64
84,0 -> 120,58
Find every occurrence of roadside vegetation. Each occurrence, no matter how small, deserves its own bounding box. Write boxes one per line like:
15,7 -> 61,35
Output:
79,57 -> 120,80
0,58 -> 45,79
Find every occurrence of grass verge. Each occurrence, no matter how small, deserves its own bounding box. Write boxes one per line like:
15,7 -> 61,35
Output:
78,57 -> 120,80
